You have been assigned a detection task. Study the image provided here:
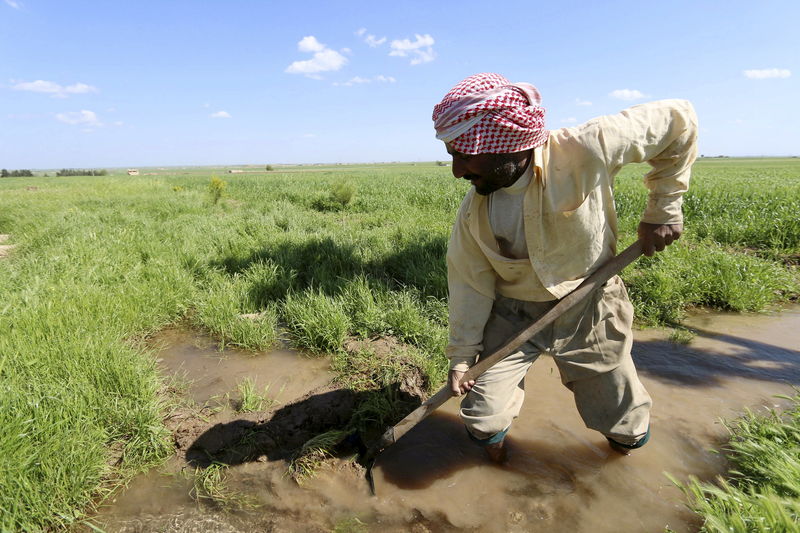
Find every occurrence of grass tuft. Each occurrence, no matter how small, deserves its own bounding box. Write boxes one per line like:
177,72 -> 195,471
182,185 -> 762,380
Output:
282,289 -> 351,353
208,175 -> 226,205
233,378 -> 274,413
668,327 -> 696,344
312,180 -> 356,211
673,394 -> 800,531
187,463 -> 259,511
332,516 -> 368,533
288,429 -> 350,483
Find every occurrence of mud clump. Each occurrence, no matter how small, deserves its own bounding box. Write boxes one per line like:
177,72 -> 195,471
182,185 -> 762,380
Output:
342,336 -> 431,401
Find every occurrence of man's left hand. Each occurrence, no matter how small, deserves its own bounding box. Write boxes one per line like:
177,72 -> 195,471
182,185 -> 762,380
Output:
638,222 -> 683,257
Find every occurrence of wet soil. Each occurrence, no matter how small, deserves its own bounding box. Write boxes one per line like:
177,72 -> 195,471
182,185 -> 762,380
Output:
90,307 -> 800,533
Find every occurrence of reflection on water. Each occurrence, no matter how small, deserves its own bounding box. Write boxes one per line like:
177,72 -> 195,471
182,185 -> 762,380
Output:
92,307 -> 800,533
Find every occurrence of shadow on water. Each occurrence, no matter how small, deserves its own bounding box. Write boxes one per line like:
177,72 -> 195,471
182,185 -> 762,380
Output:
208,235 -> 448,299
375,411 -> 612,492
185,384 -> 423,469
632,326 -> 800,387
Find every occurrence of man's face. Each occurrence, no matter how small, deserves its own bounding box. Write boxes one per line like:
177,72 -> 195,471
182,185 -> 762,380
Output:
446,144 -> 532,195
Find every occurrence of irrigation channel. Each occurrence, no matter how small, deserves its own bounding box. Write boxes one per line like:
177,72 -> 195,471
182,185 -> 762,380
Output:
90,305 -> 800,533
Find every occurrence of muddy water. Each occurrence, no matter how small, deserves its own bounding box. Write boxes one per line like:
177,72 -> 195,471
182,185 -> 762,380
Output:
151,331 -> 334,407
93,308 -> 800,533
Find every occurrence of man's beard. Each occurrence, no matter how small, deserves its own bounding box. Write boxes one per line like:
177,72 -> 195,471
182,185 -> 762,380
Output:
473,158 -> 525,195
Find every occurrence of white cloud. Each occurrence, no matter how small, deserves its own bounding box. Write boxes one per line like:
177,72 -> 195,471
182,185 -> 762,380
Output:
561,117 -> 578,124
4,0 -> 21,9
55,110 -> 101,126
354,27 -> 386,47
347,76 -> 371,85
13,80 -> 62,94
298,35 -> 325,53
333,74 -> 396,87
609,88 -> 648,101
12,79 -> 98,98
210,111 -> 231,118
389,34 -> 436,65
63,82 -> 96,95
355,28 -> 386,48
365,34 -> 387,47
575,98 -> 592,106
743,68 -> 791,79
286,36 -> 348,76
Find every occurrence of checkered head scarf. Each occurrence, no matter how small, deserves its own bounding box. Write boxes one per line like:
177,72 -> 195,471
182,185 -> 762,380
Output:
432,73 -> 548,154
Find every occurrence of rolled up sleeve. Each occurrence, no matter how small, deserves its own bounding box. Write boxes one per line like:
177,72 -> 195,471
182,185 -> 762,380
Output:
597,99 -> 699,224
446,197 -> 495,371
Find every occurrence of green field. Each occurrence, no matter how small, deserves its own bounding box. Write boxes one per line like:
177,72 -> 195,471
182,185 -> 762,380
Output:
0,158 -> 798,530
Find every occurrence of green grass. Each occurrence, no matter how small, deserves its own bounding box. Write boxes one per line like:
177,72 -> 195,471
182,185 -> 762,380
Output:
233,378 -> 273,413
668,327 -> 696,345
332,516 -> 368,533
288,429 -> 350,484
674,393 -> 800,532
186,462 -> 258,511
0,159 -> 798,529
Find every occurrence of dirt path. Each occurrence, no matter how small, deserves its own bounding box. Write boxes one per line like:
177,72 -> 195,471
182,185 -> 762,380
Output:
0,234 -> 14,259
90,307 -> 800,533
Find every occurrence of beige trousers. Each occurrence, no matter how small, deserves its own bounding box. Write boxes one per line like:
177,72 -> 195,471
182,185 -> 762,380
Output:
460,276 -> 651,446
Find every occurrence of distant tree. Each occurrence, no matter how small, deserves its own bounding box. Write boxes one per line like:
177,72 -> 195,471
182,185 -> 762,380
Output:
56,168 -> 108,177
265,165 -> 274,171
2,169 -> 33,177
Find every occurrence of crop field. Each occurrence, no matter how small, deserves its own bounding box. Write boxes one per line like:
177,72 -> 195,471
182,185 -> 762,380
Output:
0,158 -> 799,530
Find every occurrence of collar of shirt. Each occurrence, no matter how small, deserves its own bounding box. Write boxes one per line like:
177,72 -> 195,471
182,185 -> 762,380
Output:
533,145 -> 545,188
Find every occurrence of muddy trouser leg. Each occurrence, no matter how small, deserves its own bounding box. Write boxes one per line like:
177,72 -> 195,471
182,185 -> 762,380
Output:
552,276 -> 651,447
459,295 -> 552,444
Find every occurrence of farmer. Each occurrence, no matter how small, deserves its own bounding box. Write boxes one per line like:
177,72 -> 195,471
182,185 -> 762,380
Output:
432,73 -> 697,461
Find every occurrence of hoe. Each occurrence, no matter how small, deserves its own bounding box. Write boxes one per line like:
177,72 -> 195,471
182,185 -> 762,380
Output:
361,239 -> 644,494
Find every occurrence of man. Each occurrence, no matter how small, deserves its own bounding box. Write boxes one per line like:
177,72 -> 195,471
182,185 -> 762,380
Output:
432,73 -> 697,461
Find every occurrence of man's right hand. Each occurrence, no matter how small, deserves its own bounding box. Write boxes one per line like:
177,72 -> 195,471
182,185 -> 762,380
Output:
449,369 -> 476,396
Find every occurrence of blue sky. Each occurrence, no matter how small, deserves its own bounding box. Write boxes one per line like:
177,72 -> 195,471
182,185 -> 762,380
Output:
1,0 -> 797,168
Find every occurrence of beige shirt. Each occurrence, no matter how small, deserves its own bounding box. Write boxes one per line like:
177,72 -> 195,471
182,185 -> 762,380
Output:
446,99 -> 698,371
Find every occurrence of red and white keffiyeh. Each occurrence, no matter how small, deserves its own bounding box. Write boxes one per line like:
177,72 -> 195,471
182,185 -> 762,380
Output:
432,73 -> 548,154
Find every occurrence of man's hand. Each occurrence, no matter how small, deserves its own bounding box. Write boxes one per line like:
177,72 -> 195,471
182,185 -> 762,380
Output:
638,221 -> 683,257
449,369 -> 476,396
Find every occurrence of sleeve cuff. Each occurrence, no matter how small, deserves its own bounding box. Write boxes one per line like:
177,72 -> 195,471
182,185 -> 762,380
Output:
641,196 -> 684,225
449,355 -> 477,372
